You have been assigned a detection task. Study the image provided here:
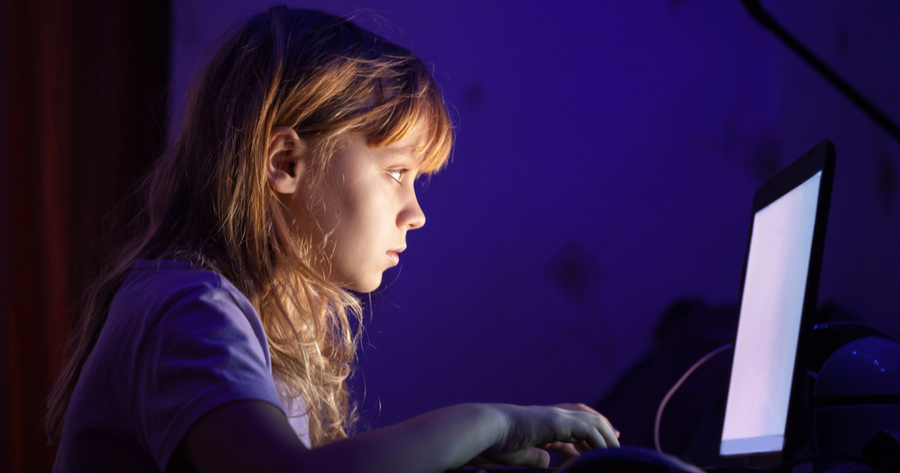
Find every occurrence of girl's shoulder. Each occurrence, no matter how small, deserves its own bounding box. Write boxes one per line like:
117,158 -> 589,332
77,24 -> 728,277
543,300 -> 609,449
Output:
125,259 -> 241,300
113,259 -> 259,330
63,262 -> 280,470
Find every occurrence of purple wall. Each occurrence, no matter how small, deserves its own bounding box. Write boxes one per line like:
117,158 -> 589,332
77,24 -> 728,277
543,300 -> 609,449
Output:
171,0 -> 900,430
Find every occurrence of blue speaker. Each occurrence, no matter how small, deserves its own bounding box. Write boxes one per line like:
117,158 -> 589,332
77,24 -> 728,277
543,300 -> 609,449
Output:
813,336 -> 900,470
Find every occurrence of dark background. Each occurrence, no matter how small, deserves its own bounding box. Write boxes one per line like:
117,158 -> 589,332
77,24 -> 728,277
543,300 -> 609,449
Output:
3,0 -> 899,470
2,0 -> 169,470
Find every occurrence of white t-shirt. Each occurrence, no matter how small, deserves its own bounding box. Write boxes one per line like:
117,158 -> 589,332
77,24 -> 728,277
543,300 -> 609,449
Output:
54,260 -> 310,472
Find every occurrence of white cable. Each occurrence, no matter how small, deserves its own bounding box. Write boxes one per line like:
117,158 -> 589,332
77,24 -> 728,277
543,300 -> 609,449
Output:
654,343 -> 733,454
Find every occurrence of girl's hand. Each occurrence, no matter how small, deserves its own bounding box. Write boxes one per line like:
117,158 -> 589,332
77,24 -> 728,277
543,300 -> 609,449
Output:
539,403 -> 620,459
479,404 -> 620,468
180,401 -> 617,473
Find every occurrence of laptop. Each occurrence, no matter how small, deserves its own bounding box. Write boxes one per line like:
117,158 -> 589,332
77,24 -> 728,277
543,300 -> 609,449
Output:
450,140 -> 836,471
717,139 -> 835,467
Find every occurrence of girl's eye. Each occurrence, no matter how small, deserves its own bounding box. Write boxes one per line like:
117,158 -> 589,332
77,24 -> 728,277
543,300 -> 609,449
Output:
387,168 -> 407,182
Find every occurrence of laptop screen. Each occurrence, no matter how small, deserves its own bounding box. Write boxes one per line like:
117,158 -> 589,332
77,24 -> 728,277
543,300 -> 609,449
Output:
719,171 -> 823,456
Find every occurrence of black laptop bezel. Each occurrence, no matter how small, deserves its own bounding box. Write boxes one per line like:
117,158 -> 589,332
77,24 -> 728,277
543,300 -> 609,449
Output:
716,139 -> 835,468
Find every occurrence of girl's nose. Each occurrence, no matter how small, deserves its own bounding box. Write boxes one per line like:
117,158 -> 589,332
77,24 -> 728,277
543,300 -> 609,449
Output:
398,193 -> 425,230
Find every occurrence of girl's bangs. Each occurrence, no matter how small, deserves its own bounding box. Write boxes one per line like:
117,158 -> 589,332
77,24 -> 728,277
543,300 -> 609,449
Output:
364,73 -> 453,174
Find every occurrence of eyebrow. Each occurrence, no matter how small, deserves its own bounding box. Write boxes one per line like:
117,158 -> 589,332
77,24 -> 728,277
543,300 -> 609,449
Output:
381,145 -> 424,162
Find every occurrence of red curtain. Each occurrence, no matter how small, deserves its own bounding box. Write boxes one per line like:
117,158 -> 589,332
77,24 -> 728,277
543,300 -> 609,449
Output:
1,1 -> 169,470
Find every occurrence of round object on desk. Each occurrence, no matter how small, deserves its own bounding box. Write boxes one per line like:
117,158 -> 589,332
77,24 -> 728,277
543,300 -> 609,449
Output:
815,336 -> 900,399
813,336 -> 900,471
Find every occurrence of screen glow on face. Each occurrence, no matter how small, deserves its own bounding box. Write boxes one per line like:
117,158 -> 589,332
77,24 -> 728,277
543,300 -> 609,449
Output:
720,171 -> 822,456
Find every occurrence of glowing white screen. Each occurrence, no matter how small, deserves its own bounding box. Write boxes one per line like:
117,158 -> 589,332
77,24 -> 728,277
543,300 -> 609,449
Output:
720,171 -> 822,456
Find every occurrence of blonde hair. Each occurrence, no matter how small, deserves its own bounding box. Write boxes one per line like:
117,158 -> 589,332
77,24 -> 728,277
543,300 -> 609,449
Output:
46,6 -> 452,447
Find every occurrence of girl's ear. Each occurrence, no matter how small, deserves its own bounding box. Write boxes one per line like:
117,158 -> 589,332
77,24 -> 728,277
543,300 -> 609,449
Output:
267,126 -> 308,195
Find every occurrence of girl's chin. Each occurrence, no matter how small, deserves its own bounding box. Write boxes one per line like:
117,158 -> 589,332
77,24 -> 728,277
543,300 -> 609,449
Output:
358,279 -> 383,294
342,275 -> 383,294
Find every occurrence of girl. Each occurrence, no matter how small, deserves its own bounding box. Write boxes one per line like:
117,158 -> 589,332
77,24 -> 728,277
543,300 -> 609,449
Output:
47,6 -> 618,472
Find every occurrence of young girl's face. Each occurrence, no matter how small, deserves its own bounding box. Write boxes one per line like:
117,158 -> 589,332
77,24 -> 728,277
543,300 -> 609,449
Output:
297,126 -> 428,292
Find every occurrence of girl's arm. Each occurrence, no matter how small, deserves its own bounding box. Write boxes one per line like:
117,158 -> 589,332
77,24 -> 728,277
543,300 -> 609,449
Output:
181,399 -> 618,473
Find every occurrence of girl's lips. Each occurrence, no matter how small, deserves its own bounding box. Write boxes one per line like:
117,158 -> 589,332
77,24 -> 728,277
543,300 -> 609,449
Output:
386,250 -> 400,265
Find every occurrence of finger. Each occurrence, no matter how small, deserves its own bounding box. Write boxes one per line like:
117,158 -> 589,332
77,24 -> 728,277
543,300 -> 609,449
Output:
555,404 -> 621,441
576,410 -> 619,448
543,441 -> 579,458
596,418 -> 620,448
573,440 -> 591,454
599,414 -> 620,439
554,403 -> 600,415
518,447 -> 551,468
571,420 -> 607,450
570,412 -> 619,449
